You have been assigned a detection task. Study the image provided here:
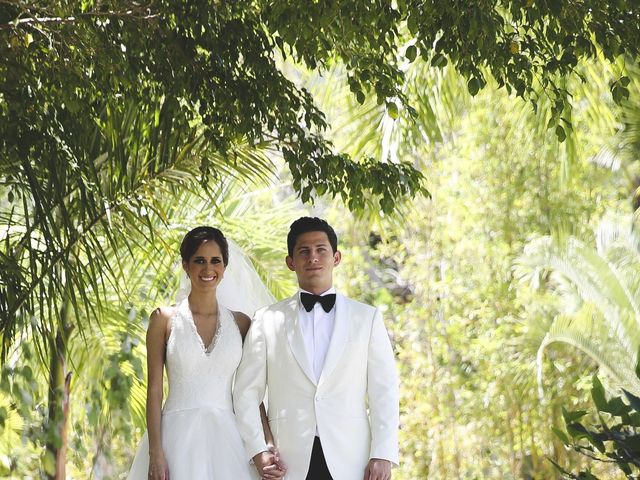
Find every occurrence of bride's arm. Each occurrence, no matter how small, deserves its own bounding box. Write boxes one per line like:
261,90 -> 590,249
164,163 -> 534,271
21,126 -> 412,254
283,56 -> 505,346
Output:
146,308 -> 171,479
259,403 -> 274,446
260,402 -> 287,477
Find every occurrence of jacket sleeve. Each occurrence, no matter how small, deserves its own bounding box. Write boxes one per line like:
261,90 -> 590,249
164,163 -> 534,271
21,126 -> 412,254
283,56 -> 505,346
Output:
232,310 -> 269,460
367,308 -> 400,464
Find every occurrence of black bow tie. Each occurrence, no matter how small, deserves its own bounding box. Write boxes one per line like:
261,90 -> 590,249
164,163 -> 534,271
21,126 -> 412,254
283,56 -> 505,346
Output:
300,292 -> 336,313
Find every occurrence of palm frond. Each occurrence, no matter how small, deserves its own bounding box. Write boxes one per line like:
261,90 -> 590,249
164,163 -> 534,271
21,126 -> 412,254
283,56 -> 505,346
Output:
517,214 -> 640,394
0,94 -> 279,360
537,310 -> 640,395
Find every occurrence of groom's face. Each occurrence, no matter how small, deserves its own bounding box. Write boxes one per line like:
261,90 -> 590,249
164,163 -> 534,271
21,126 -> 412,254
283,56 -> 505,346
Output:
286,230 -> 341,294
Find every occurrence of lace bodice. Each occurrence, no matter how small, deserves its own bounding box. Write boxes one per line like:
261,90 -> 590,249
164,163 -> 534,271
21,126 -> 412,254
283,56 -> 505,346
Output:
163,299 -> 242,413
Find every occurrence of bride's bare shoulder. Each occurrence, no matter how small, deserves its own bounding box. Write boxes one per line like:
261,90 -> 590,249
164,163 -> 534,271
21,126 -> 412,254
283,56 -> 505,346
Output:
151,305 -> 178,319
148,305 -> 179,330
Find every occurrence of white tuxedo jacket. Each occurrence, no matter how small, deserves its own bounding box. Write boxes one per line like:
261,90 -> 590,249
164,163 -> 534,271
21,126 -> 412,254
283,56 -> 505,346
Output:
233,293 -> 399,480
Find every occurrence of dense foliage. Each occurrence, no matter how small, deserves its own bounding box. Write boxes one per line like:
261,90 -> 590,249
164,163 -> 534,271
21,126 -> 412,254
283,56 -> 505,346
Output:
0,0 -> 425,220
0,5 -> 428,473
553,373 -> 640,479
2,1 -> 640,478
317,56 -> 639,477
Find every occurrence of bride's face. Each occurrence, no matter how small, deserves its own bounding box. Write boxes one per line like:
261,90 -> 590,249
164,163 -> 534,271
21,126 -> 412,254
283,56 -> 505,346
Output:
183,240 -> 226,292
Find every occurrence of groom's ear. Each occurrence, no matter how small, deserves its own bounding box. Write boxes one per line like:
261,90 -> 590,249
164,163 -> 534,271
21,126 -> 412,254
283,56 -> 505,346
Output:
285,255 -> 295,271
333,250 -> 342,266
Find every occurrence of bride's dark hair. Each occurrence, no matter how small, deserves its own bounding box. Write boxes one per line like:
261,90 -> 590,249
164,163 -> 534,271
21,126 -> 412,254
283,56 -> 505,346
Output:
180,226 -> 229,266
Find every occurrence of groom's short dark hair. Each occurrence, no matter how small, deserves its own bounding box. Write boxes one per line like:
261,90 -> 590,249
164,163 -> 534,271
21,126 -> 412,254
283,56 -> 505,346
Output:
287,217 -> 338,256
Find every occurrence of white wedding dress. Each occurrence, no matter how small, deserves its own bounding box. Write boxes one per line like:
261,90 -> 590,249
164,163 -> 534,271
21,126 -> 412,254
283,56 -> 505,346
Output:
127,299 -> 254,479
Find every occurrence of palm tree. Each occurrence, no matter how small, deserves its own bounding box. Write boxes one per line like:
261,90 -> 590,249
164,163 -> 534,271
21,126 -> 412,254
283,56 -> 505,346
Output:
0,182 -> 301,476
515,214 -> 640,395
0,95 -> 279,478
514,65 -> 640,397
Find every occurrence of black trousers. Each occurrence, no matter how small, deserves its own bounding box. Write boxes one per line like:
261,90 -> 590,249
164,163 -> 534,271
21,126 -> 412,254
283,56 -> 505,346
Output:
305,436 -> 333,480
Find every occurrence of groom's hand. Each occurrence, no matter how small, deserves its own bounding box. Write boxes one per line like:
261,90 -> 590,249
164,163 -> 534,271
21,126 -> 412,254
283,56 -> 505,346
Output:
253,450 -> 286,479
364,458 -> 392,480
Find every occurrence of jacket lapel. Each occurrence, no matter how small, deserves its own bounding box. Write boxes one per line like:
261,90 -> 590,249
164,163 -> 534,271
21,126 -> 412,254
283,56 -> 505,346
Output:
318,293 -> 350,387
283,294 -> 317,386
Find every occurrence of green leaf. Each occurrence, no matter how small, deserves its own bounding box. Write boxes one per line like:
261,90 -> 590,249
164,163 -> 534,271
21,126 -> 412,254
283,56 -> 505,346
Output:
612,85 -> 621,103
467,77 -> 481,96
611,83 -> 630,104
607,396 -> 631,416
431,53 -> 448,67
566,422 -> 590,439
356,90 -> 366,105
621,87 -> 630,101
562,406 -> 588,424
405,45 -> 418,62
623,389 -> 640,413
407,12 -> 419,34
387,102 -> 399,120
552,427 -> 570,444
555,125 -> 566,142
591,375 -> 608,411
580,471 -> 600,480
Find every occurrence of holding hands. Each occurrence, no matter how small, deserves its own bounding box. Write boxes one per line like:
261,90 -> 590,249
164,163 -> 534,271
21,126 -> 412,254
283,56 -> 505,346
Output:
253,445 -> 287,480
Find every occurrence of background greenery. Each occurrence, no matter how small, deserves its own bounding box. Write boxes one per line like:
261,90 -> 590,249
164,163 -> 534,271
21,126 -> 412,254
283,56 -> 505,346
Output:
2,1 -> 640,478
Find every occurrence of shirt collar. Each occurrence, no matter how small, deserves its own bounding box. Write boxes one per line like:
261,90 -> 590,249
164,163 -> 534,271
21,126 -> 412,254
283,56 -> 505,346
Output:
298,286 -> 336,297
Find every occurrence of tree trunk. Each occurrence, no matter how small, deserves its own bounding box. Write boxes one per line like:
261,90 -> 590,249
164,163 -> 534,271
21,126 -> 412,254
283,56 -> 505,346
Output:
45,302 -> 73,480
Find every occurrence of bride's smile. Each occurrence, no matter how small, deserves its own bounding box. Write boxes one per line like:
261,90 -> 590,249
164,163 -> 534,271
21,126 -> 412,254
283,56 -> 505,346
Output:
183,241 -> 226,289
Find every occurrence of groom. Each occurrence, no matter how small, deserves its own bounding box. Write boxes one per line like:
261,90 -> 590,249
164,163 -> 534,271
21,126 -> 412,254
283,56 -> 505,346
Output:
234,217 -> 399,479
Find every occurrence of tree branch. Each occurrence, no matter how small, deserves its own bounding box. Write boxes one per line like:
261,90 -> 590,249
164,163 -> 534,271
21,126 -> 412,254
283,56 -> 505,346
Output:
0,7 -> 159,31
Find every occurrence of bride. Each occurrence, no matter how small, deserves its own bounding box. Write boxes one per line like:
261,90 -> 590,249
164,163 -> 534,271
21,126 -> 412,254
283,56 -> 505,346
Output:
127,226 -> 286,480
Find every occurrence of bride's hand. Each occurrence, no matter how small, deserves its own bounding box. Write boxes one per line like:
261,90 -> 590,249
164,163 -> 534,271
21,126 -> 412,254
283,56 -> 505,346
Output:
261,445 -> 287,479
148,452 -> 170,480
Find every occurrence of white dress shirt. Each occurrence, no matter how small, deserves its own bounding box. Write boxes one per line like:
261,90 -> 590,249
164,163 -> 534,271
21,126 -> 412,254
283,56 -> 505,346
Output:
298,287 -> 336,383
